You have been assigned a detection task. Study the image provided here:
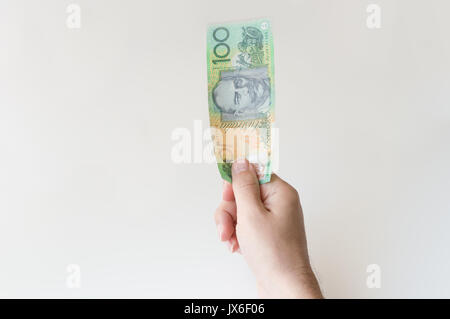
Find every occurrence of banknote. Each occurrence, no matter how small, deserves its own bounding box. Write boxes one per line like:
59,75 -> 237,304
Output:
206,18 -> 275,184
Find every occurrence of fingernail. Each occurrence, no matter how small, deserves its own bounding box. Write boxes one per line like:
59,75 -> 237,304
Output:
217,225 -> 224,241
232,159 -> 249,174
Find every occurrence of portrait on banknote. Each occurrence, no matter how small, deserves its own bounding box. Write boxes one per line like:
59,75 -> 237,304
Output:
212,66 -> 271,121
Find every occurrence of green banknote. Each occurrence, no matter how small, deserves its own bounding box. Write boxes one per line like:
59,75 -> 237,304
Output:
206,18 -> 275,184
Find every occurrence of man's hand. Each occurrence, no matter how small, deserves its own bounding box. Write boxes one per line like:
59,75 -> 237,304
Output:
214,159 -> 322,298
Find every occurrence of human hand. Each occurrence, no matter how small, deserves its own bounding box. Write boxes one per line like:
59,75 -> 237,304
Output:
214,159 -> 322,298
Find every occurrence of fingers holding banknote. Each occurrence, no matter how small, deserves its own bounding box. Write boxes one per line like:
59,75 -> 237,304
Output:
214,159 -> 322,298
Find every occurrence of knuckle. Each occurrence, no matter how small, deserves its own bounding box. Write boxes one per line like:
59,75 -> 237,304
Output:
280,182 -> 300,201
214,206 -> 223,222
234,173 -> 259,192
236,180 -> 258,192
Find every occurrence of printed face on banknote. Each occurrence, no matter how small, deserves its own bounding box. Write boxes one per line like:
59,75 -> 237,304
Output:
212,66 -> 271,121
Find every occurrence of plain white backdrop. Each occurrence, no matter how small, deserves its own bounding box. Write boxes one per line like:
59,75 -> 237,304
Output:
1,0 -> 449,298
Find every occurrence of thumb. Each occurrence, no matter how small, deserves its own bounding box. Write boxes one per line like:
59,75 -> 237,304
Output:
231,159 -> 264,211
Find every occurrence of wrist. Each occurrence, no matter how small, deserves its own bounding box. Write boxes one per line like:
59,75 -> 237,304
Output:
257,265 -> 323,299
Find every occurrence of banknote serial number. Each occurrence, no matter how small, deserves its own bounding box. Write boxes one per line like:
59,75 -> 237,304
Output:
184,303 -> 264,317
212,27 -> 231,64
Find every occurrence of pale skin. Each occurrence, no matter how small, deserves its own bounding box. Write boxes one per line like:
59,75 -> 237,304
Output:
214,159 -> 323,298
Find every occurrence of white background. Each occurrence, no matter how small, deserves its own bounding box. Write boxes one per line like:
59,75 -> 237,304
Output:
1,0 -> 449,298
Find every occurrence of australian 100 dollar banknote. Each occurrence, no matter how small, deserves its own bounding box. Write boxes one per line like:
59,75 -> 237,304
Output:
206,18 -> 275,184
